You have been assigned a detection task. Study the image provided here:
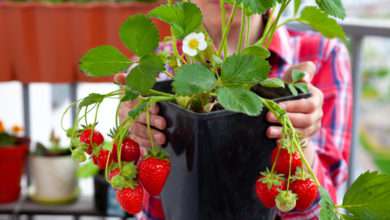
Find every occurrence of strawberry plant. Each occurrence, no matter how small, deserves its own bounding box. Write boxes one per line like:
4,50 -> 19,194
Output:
0,120 -> 24,147
62,0 -> 390,219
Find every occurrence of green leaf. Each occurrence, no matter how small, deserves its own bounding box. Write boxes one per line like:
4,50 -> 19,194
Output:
241,45 -> 271,59
119,14 -> 159,57
294,0 -> 302,15
260,78 -> 285,88
172,64 -> 217,96
128,99 -> 148,119
79,93 -> 105,108
288,84 -> 298,96
221,54 -> 270,86
126,54 -> 164,94
292,70 -> 306,82
342,171 -> 390,219
217,87 -> 263,116
80,46 -> 131,77
121,88 -> 140,102
230,0 -> 277,15
315,0 -> 346,19
299,6 -> 346,41
319,187 -> 340,220
77,161 -> 99,178
295,82 -> 309,93
149,2 -> 202,39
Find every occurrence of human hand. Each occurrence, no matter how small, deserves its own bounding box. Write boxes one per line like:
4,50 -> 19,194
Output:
115,73 -> 167,147
266,62 -> 324,139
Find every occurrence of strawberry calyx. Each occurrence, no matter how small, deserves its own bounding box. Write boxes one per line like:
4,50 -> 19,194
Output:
92,145 -> 102,156
279,139 -> 297,155
145,146 -> 169,160
292,167 -> 310,181
110,162 -> 138,190
275,190 -> 297,212
259,169 -> 285,190
81,123 -> 98,130
121,162 -> 138,179
71,148 -> 86,162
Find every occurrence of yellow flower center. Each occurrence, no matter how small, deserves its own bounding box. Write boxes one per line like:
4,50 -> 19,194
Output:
188,39 -> 199,50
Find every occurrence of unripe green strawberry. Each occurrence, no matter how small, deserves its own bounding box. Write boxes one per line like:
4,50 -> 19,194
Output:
275,190 -> 297,212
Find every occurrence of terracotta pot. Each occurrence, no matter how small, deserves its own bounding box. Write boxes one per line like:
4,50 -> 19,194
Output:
29,154 -> 78,204
0,7 -> 13,82
0,138 -> 29,204
0,2 -> 169,83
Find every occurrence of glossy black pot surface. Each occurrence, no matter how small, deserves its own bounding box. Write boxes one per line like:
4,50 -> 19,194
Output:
154,81 -> 310,220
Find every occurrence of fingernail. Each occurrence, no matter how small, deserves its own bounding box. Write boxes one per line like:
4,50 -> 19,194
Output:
279,103 -> 286,109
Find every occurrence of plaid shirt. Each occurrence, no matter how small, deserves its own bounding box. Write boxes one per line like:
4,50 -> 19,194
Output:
136,26 -> 352,220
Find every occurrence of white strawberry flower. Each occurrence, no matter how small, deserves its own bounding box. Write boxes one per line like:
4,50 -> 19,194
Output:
182,32 -> 207,57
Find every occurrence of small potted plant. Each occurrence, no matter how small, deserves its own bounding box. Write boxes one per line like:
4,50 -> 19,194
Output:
0,121 -> 28,204
29,131 -> 79,204
63,0 -> 390,219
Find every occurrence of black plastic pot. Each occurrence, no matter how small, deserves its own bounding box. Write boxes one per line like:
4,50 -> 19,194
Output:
154,81 -> 310,220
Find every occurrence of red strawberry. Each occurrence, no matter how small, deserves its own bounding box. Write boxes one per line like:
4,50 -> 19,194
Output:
116,184 -> 144,214
271,146 -> 302,176
290,178 -> 318,211
139,146 -> 171,196
92,149 -> 110,170
112,138 -> 140,163
79,128 -> 104,154
255,170 -> 286,208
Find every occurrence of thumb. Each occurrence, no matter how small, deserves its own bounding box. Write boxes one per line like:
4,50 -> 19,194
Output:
283,61 -> 316,83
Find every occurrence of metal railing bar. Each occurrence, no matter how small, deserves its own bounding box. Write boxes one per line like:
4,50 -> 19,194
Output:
348,35 -> 364,186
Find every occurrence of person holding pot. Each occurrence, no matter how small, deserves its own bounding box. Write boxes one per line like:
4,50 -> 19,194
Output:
115,1 -> 352,219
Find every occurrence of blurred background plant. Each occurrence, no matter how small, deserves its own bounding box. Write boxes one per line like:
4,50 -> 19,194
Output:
0,120 -> 23,146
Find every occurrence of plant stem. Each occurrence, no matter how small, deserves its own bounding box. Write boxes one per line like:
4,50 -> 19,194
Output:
167,0 -> 183,65
245,14 -> 251,47
149,89 -> 175,97
265,0 -> 291,48
276,18 -> 298,30
217,1 -> 238,57
256,9 -> 274,47
220,0 -> 226,51
237,5 -> 246,52
287,149 -> 293,189
271,144 -> 282,173
260,97 -> 321,186
146,105 -> 156,147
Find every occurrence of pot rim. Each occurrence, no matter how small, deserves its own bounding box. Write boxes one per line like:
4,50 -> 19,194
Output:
0,137 -> 30,149
29,154 -> 73,160
159,93 -> 311,120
